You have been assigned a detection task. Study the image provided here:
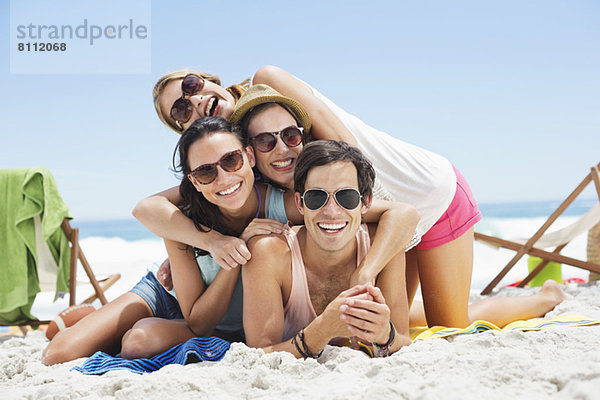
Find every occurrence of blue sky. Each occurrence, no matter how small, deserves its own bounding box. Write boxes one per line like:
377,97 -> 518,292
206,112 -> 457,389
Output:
1,0 -> 599,220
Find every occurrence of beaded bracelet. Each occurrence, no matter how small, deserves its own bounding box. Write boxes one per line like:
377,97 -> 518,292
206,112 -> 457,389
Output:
371,320 -> 396,358
293,328 -> 323,359
291,333 -> 309,358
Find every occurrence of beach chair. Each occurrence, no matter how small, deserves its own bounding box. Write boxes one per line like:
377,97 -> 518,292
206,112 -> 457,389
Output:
477,162 -> 600,295
588,222 -> 600,281
0,168 -> 120,329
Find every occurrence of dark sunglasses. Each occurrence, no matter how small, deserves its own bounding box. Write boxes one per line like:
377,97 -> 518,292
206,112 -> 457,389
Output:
301,188 -> 362,211
170,74 -> 205,127
188,149 -> 245,185
251,126 -> 303,153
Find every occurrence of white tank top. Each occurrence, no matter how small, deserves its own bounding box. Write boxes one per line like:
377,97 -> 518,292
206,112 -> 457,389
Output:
306,82 -> 456,247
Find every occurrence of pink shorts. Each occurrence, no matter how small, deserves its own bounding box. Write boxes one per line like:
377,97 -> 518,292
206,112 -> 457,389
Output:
416,166 -> 482,250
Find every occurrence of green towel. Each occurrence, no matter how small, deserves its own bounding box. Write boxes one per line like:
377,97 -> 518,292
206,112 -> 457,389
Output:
0,167 -> 71,323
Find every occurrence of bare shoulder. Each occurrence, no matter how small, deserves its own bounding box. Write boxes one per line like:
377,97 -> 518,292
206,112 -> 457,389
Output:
247,233 -> 290,263
252,65 -> 287,84
245,233 -> 291,287
252,65 -> 282,82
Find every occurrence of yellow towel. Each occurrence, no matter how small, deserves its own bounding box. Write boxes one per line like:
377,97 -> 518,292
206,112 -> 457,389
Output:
410,314 -> 600,342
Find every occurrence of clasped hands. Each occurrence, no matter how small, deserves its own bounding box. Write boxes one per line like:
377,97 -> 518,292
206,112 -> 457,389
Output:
322,284 -> 392,347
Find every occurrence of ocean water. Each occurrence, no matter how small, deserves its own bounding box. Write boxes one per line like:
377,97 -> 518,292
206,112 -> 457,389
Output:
23,199 -> 596,321
478,198 -> 597,219
75,219 -> 159,241
73,198 -> 597,241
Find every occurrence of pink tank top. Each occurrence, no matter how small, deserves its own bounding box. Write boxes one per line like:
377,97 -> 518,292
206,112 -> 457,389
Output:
281,224 -> 371,342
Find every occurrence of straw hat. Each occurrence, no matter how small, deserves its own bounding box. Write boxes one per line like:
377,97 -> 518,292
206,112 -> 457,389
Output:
230,84 -> 312,134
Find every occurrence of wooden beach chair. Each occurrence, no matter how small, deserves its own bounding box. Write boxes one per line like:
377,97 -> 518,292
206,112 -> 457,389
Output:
477,162 -> 600,295
0,168 -> 120,331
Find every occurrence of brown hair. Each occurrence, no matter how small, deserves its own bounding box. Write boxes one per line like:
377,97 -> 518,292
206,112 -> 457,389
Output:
294,140 -> 375,202
173,116 -> 249,256
238,102 -> 310,191
238,102 -> 312,144
153,69 -> 250,133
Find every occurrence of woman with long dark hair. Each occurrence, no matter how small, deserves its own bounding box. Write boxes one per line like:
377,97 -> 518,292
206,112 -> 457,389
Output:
42,117 -> 293,364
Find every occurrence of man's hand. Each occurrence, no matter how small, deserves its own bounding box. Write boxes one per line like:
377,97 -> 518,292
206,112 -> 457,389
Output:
318,285 -> 375,338
157,258 -> 173,290
339,285 -> 391,345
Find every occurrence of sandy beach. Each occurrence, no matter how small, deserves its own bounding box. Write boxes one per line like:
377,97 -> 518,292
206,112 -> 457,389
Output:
4,0 -> 598,397
1,226 -> 599,399
1,283 -> 599,399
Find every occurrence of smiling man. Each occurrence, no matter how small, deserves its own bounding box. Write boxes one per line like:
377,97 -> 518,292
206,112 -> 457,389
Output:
242,140 -> 418,358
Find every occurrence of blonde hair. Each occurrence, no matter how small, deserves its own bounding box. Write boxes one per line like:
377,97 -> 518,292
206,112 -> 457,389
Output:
153,69 -> 250,133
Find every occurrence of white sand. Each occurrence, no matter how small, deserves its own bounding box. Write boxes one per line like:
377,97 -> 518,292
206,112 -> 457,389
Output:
1,227 -> 598,399
2,283 -> 599,400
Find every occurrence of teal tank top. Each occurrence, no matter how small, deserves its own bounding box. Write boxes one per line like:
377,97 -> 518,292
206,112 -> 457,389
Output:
195,255 -> 243,332
265,184 -> 287,223
152,184 -> 288,333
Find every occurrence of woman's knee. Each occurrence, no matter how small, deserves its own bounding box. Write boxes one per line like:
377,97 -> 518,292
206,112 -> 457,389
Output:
42,330 -> 79,365
120,324 -> 152,359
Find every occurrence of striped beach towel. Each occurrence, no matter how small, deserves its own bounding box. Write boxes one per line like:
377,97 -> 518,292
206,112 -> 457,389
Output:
410,314 -> 600,342
72,336 -> 231,375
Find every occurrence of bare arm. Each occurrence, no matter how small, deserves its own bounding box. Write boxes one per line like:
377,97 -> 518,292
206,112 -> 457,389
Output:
332,224 -> 411,353
367,224 -> 411,348
242,235 -> 299,352
254,66 -> 420,284
164,238 -> 239,337
133,186 -> 221,251
354,199 -> 420,285
252,65 -> 357,145
242,235 -> 342,356
243,234 -> 408,357
133,187 -> 251,269
285,193 -> 420,286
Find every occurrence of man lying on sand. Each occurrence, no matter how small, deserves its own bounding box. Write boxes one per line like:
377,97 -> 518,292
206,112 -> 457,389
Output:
242,139 -> 569,358
243,140 -> 413,357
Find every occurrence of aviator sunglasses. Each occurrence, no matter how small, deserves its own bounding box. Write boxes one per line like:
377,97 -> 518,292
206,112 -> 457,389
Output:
251,126 -> 304,153
301,188 -> 363,211
170,74 -> 205,127
188,149 -> 245,185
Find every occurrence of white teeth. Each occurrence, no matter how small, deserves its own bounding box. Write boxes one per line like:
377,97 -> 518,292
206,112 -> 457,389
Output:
317,222 -> 347,231
206,98 -> 215,116
271,159 -> 293,168
218,182 -> 241,196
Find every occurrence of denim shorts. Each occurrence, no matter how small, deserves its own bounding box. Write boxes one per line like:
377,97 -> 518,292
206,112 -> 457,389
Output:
130,272 -> 183,320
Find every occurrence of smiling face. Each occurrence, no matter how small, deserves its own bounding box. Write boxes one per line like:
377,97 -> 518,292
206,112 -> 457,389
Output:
246,104 -> 303,189
160,78 -> 237,131
187,132 -> 256,213
295,161 -> 368,253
